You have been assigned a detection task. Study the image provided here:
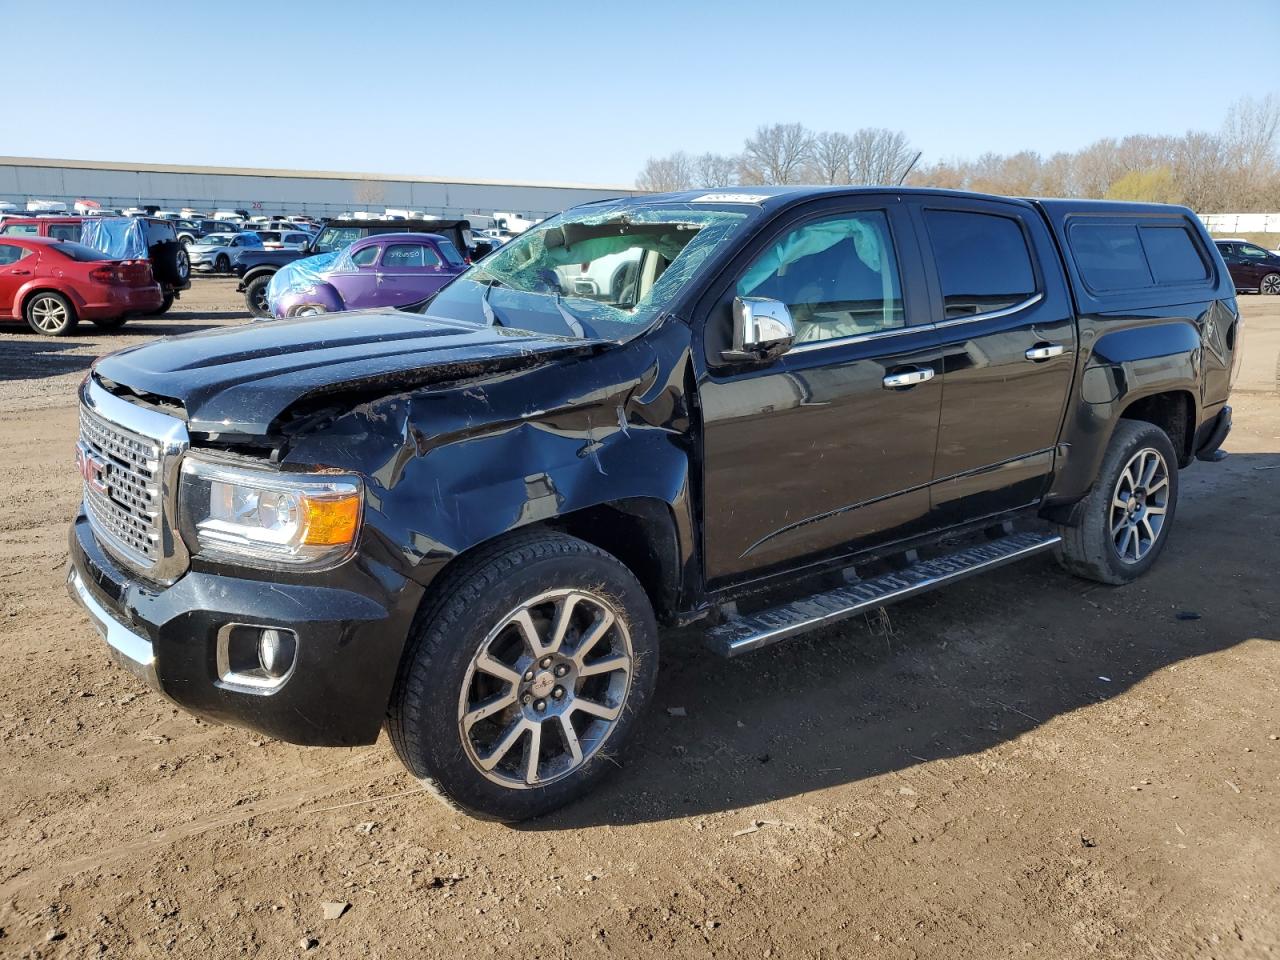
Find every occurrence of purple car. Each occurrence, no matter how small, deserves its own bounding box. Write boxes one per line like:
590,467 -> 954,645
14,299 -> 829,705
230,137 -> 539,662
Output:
270,232 -> 467,319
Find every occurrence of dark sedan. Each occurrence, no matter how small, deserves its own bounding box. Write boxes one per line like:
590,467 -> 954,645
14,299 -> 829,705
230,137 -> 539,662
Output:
1214,238 -> 1280,294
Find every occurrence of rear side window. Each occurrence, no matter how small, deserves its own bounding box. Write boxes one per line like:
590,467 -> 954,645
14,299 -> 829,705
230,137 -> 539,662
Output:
1069,220 -> 1211,292
437,239 -> 466,267
382,243 -> 440,268
1140,226 -> 1208,284
1070,224 -> 1152,291
923,209 -> 1037,319
0,243 -> 28,265
46,241 -> 112,262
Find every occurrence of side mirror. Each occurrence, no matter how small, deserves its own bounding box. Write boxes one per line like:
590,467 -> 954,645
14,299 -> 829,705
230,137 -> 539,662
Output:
722,296 -> 796,363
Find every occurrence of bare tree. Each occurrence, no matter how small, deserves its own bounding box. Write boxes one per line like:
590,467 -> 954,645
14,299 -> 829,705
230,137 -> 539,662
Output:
740,123 -> 814,185
847,128 -> 916,185
695,152 -> 740,188
805,131 -> 855,184
636,152 -> 696,192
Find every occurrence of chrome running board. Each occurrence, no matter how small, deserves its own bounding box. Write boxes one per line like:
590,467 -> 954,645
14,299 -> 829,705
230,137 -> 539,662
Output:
707,531 -> 1061,657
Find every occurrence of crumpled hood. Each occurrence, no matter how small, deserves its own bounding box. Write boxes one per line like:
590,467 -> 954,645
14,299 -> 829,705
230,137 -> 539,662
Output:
93,309 -> 603,437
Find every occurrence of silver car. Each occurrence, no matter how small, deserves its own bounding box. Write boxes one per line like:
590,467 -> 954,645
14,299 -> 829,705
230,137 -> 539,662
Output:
188,232 -> 265,273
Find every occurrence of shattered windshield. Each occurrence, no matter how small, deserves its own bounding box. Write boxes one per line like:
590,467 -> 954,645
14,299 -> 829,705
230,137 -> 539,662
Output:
419,202 -> 749,341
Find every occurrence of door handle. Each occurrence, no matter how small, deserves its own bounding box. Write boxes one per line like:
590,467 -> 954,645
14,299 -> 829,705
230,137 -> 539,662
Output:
882,367 -> 935,389
1025,343 -> 1065,361
8,269 -> 30,275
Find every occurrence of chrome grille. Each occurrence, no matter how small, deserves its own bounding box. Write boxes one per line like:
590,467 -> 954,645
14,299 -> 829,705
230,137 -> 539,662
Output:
79,404 -> 164,569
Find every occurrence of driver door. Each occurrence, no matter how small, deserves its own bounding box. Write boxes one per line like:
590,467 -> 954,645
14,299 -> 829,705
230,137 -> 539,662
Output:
697,200 -> 941,587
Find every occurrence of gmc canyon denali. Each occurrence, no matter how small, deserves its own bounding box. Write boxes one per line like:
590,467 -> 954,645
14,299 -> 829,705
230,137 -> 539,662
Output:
67,187 -> 1239,821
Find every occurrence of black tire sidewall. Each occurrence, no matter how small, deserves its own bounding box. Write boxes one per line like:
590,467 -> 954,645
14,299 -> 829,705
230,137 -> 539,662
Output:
393,539 -> 658,822
1082,420 -> 1180,582
245,275 -> 272,316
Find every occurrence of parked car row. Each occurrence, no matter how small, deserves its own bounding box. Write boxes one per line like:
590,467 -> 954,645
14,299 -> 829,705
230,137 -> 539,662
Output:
0,215 -> 191,332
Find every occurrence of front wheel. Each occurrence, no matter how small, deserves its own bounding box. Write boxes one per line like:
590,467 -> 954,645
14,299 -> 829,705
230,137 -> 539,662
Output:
215,254 -> 230,274
1054,419 -> 1179,584
1261,273 -> 1280,296
387,532 -> 658,821
90,314 -> 129,331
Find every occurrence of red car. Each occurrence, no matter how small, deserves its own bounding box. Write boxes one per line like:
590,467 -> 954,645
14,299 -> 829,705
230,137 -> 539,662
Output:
0,236 -> 164,336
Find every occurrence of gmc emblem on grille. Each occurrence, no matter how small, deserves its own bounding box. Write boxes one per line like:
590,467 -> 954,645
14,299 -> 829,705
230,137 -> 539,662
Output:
75,442 -> 110,496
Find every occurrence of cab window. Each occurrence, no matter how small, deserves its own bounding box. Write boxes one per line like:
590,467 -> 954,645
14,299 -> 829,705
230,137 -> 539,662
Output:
48,224 -> 81,242
736,210 -> 905,343
1,224 -> 39,237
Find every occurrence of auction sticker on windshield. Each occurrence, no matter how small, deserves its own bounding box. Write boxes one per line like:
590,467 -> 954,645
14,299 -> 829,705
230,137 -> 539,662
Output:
690,193 -> 770,204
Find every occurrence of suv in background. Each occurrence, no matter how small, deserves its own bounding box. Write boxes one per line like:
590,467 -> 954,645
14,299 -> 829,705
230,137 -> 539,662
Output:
176,219 -> 237,247
1213,238 -> 1280,294
1,216 -> 191,313
252,230 -> 313,251
189,232 -> 265,273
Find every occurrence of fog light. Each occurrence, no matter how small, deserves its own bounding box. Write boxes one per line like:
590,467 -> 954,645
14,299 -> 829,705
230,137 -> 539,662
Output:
258,628 -> 296,679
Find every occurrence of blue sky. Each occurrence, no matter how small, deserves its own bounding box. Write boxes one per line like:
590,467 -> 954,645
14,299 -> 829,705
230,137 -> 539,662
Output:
3,0 -> 1274,186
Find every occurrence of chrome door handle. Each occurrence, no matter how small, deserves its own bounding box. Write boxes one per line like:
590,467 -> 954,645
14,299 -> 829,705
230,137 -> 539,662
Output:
882,367 -> 935,389
1025,343 -> 1065,361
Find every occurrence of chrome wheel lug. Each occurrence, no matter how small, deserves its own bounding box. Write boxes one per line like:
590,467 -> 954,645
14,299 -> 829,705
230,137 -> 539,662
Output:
523,670 -> 534,682
554,664 -> 569,678
539,657 -> 552,669
521,692 -> 532,705
534,699 -> 547,712
552,686 -> 565,700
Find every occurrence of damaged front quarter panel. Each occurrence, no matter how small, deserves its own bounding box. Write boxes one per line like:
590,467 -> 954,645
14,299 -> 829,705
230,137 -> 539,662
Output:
282,317 -> 701,610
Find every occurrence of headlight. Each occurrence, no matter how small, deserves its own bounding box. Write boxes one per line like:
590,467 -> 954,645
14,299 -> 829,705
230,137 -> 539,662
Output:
179,455 -> 362,569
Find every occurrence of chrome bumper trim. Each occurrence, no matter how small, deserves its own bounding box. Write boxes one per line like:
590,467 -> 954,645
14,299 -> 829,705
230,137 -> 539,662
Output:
66,567 -> 163,693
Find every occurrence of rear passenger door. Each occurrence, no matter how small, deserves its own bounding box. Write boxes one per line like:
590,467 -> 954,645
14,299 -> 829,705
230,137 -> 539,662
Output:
908,197 -> 1077,525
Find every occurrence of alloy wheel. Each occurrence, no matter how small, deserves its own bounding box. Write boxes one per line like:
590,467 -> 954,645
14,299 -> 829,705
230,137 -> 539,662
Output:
457,588 -> 633,789
28,296 -> 69,333
1261,273 -> 1280,295
1109,447 -> 1170,563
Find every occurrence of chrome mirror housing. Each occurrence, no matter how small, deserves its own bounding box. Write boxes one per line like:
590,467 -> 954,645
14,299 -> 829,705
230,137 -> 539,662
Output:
723,296 -> 796,362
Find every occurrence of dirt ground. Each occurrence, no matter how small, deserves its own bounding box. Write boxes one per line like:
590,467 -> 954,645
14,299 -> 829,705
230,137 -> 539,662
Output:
0,279 -> 1277,960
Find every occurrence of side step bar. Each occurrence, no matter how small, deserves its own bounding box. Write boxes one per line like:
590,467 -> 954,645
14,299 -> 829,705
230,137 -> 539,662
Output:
706,531 -> 1061,657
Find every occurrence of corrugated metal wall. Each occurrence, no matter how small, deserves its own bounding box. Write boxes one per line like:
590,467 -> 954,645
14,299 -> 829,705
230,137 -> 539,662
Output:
0,159 -> 638,220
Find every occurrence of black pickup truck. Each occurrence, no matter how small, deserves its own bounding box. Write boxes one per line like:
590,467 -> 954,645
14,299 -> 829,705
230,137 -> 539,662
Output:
234,218 -> 473,316
68,187 -> 1238,821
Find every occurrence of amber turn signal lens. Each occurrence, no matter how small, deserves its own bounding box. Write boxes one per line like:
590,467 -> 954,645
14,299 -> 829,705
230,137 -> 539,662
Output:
300,495 -> 361,547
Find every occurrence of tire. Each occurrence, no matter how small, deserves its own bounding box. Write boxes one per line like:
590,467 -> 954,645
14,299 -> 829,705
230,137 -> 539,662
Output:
215,254 -> 230,274
147,293 -> 175,316
243,274 -> 272,317
90,314 -> 129,331
387,531 -> 658,822
1261,273 -> 1280,296
1054,419 -> 1180,584
24,291 -> 77,336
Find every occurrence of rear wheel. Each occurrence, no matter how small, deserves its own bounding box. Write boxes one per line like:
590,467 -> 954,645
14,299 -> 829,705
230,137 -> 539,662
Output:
25,292 -> 77,336
244,274 -> 272,317
1054,420 -> 1179,584
1261,273 -> 1280,295
147,293 -> 175,316
388,532 -> 658,821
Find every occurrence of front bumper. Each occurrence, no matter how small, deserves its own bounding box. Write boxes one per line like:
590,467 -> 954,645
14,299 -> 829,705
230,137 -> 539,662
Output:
67,511 -> 421,746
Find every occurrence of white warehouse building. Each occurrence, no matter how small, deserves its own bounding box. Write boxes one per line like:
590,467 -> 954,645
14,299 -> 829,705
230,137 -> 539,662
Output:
0,156 -> 640,223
